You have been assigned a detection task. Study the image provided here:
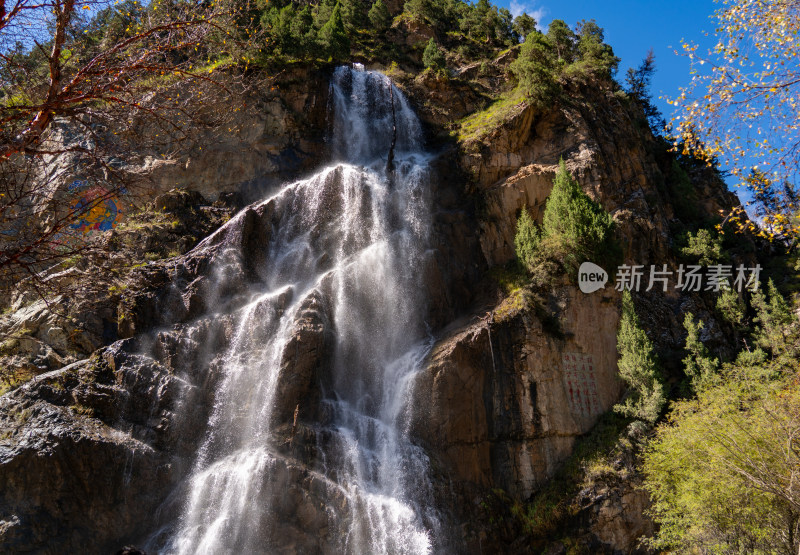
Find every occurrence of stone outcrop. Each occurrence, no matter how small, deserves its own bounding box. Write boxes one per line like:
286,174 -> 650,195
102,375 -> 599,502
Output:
458,80 -> 739,271
0,188 -> 238,387
413,287 -> 622,501
0,354 -> 180,553
134,68 -> 331,201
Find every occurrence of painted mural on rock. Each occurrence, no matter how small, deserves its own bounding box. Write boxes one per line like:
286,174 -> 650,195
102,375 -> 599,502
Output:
67,179 -> 124,236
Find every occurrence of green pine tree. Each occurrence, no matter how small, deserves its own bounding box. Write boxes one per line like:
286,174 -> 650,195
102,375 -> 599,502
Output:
496,8 -> 515,45
367,0 -> 391,31
614,291 -> 665,423
289,5 -> 315,55
512,12 -> 536,41
514,207 -> 540,271
541,159 -> 617,265
422,38 -> 446,70
318,3 -> 350,60
716,285 -> 746,329
313,0 -> 337,30
574,19 -> 619,77
751,279 -> 796,356
510,30 -> 560,105
404,0 -> 435,23
545,19 -> 576,64
681,228 -> 724,266
340,0 -> 366,30
682,313 -> 720,391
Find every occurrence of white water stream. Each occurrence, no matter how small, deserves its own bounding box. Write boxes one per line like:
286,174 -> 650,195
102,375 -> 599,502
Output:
153,65 -> 440,554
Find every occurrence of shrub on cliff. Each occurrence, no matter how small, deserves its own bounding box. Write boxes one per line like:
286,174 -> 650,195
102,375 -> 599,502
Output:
614,291 -> 665,424
642,364 -> 800,554
565,19 -> 619,81
403,0 -> 438,24
422,38 -> 446,70
262,4 -> 316,58
680,228 -> 725,266
511,31 -> 560,106
542,159 -> 618,266
340,0 -> 368,30
512,12 -> 536,41
512,19 -> 618,104
514,208 -> 540,271
514,160 -> 618,277
682,313 -> 720,392
643,278 -> 800,554
751,279 -> 797,358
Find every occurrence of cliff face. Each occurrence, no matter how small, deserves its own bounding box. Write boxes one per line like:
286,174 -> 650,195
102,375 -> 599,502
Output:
413,287 -> 622,496
401,74 -> 739,551
138,67 -> 332,201
0,63 -> 740,553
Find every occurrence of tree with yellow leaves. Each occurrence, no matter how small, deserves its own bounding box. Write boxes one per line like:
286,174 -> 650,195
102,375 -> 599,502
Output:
671,0 -> 800,240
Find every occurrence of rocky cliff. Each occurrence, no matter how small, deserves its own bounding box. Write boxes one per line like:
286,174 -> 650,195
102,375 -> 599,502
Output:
0,60 -> 743,554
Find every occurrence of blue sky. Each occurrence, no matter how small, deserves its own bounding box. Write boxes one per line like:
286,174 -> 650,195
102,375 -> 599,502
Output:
496,0 -> 721,134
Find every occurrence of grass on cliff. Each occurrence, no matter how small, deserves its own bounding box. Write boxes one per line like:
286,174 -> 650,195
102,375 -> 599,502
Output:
455,87 -> 527,143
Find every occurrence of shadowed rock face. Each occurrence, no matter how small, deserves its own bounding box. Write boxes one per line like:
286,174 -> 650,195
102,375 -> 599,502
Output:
412,288 -> 622,501
0,63 -> 742,555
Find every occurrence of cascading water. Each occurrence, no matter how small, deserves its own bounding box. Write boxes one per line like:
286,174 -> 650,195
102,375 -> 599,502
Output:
152,65 -> 440,554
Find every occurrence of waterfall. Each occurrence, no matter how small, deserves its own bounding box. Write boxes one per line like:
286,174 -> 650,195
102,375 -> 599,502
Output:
151,66 -> 439,554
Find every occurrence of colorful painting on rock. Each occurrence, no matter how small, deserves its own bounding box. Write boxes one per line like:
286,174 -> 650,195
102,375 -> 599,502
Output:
562,352 -> 601,417
68,179 -> 124,237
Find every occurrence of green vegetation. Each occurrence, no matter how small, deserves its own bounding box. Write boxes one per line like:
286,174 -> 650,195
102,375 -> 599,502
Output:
511,18 -> 619,105
513,160 -> 618,282
455,87 -> 527,143
510,31 -> 559,106
317,3 -> 350,60
367,0 -> 391,31
614,291 -> 665,423
624,49 -> 665,133
643,366 -> 800,554
256,0 -> 541,66
682,313 -> 720,392
70,404 -> 96,418
681,227 -> 725,266
513,208 -> 540,272
0,368 -> 36,397
751,279 -> 797,358
499,412 -> 634,538
666,159 -> 700,222
643,278 -> 800,554
493,287 -> 534,323
541,160 -> 617,266
489,262 -> 530,296
716,286 -> 746,329
512,13 -> 536,41
422,38 -> 446,70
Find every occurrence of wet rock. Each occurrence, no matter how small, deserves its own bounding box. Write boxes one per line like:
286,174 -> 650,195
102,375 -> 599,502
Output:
274,291 -> 334,426
0,393 -> 172,554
